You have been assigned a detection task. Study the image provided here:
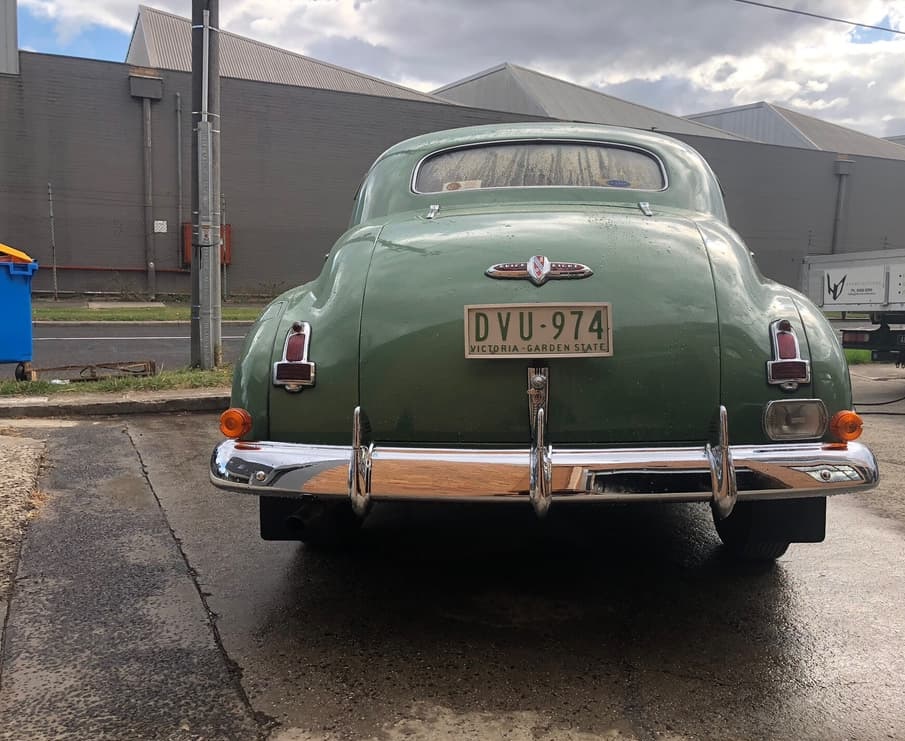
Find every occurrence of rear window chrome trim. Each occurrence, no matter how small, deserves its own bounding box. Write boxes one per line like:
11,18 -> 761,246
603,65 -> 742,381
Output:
411,138 -> 669,195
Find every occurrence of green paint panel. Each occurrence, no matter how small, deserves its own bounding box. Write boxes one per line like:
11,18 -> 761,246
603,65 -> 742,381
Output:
360,207 -> 720,444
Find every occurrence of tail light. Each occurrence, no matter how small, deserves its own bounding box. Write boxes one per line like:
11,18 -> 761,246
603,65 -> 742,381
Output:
766,318 -> 810,390
220,408 -> 253,439
842,331 -> 871,345
829,410 -> 863,442
273,321 -> 316,392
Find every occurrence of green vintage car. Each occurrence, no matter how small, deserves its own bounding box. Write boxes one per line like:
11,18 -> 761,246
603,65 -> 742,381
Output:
211,122 -> 878,560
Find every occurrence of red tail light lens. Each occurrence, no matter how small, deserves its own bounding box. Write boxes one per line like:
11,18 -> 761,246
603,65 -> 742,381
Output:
776,331 -> 797,359
769,361 -> 809,380
285,332 -> 306,362
842,331 -> 871,344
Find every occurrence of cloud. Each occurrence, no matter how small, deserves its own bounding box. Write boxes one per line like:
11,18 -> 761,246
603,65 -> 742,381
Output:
20,0 -> 905,136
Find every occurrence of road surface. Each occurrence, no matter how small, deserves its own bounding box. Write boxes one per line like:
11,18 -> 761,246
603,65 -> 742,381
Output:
0,322 -> 253,377
0,371 -> 903,740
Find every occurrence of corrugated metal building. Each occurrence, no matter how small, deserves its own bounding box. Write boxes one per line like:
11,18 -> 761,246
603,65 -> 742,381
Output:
126,5 -> 441,103
434,63 -> 745,141
687,101 -> 905,161
4,4 -> 905,296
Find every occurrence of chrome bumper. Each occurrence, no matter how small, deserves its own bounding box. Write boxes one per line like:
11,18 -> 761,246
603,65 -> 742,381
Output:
210,419 -> 878,519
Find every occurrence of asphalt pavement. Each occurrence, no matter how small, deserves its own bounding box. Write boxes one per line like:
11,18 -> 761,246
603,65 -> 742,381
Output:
0,322 -> 253,378
0,370 -> 904,740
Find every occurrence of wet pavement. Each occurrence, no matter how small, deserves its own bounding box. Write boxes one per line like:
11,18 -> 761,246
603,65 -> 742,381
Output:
0,372 -> 904,740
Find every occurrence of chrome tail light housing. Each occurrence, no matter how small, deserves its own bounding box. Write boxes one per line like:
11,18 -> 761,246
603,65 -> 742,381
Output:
766,318 -> 810,390
273,321 -> 316,392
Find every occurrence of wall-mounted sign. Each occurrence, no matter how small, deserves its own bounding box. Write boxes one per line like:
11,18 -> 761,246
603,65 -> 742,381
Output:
153,220 -> 168,233
822,266 -> 885,306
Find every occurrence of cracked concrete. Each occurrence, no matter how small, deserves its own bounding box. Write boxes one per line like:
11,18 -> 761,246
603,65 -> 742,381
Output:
0,420 -> 260,740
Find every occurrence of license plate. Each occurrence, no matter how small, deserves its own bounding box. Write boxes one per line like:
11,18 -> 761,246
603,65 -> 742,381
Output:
464,302 -> 612,359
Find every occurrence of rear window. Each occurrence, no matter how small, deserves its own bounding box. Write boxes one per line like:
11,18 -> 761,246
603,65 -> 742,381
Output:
414,141 -> 665,194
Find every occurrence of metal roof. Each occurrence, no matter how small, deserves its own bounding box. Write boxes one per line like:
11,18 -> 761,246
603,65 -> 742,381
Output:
433,63 -> 746,141
688,101 -> 905,161
126,5 -> 443,103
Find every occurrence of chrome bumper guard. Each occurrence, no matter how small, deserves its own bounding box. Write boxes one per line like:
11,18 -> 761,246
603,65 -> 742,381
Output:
210,406 -> 878,518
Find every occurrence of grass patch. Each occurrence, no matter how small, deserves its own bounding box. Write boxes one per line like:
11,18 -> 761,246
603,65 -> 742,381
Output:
32,306 -> 263,322
0,366 -> 232,396
845,349 -> 872,365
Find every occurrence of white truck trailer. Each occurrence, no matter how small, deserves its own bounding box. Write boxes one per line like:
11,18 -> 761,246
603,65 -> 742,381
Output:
801,249 -> 905,365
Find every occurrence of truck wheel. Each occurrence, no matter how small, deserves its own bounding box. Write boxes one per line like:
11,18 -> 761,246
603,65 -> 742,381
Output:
260,496 -> 361,547
712,501 -> 790,561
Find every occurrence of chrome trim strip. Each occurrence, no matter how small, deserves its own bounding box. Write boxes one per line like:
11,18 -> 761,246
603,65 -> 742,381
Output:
485,259 -> 594,285
211,438 -> 878,504
410,138 -> 670,195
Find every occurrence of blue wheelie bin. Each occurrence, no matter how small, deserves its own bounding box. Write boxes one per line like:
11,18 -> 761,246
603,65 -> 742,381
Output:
0,243 -> 40,379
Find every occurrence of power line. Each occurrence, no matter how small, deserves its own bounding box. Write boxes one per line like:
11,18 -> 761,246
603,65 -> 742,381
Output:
732,0 -> 905,36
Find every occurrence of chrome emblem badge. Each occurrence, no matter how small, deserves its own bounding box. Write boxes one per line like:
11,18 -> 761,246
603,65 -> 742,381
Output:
527,255 -> 551,286
485,256 -> 593,286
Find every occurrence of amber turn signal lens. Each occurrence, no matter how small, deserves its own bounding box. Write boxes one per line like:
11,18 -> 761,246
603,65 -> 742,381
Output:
220,408 -> 253,439
830,410 -> 863,442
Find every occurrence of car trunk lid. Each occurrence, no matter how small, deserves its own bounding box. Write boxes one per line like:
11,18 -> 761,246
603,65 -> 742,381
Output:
359,206 -> 720,445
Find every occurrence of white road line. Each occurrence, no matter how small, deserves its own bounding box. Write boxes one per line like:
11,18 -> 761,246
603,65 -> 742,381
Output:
35,336 -> 246,341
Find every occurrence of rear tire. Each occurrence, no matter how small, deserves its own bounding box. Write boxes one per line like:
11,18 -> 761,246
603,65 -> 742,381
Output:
712,501 -> 790,561
260,496 -> 361,547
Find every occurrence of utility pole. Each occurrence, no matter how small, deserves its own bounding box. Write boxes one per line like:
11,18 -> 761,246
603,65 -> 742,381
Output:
191,0 -> 222,368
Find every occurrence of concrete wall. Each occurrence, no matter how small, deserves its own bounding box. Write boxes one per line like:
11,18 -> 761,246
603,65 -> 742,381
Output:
3,52 -> 905,296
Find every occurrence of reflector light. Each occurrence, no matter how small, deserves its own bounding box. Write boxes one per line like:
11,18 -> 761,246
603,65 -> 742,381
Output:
275,362 -> 313,382
769,361 -> 809,380
842,331 -> 871,344
830,410 -> 863,442
285,333 -> 306,362
220,408 -> 253,439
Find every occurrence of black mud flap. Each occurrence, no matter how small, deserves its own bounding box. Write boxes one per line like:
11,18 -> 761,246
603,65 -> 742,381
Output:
745,497 -> 827,543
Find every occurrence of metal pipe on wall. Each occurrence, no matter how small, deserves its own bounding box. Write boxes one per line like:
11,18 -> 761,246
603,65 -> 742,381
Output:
142,96 -> 156,298
176,91 -> 184,266
830,158 -> 854,254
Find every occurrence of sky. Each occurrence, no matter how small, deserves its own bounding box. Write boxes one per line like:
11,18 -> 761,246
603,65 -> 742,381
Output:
15,0 -> 905,137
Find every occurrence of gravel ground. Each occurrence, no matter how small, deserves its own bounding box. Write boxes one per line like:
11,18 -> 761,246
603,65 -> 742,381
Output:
0,431 -> 45,628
